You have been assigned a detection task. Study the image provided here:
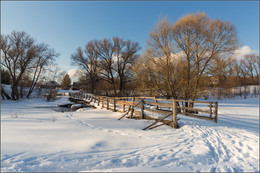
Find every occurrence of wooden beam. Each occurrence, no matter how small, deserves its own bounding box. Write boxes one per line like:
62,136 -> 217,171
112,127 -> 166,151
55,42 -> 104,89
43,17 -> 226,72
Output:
143,113 -> 172,130
144,101 -> 172,107
144,107 -> 172,115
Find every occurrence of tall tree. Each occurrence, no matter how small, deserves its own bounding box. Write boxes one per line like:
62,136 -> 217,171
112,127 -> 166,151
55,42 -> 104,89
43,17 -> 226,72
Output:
113,37 -> 141,95
1,31 -> 58,99
27,43 -> 58,98
71,41 -> 100,93
240,53 -> 259,84
94,38 -> 117,95
172,12 -> 239,100
1,31 -> 37,100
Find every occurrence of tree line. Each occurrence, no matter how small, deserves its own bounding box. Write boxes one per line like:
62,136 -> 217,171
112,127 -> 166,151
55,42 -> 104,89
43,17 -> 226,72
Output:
1,12 -> 259,100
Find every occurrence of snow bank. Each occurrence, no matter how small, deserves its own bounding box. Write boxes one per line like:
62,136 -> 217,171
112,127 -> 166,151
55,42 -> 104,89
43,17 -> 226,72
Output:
1,96 -> 259,172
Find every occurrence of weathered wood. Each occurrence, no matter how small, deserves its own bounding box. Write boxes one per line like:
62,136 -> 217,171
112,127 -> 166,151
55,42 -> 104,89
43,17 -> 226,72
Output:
144,107 -> 172,115
143,113 -> 172,130
155,98 -> 215,104
177,106 -> 211,114
133,110 -> 142,117
141,99 -> 144,119
113,98 -> 116,112
71,94 -> 218,126
155,99 -> 159,109
214,102 -> 218,123
178,112 -> 214,121
209,103 -> 212,118
172,101 -> 178,128
118,105 -> 132,120
107,98 -> 109,110
144,101 -> 172,107
123,104 -> 125,112
148,123 -> 164,130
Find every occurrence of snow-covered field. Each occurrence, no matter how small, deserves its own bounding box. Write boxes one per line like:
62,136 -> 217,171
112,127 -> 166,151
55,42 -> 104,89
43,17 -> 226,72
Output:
1,95 -> 259,172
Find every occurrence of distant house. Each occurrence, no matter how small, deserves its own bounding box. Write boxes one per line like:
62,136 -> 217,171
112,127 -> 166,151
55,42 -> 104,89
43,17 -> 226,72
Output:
44,81 -> 61,89
71,82 -> 79,90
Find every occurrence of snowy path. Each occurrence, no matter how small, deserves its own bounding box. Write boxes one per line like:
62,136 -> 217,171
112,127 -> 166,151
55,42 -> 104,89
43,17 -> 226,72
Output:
1,97 -> 259,172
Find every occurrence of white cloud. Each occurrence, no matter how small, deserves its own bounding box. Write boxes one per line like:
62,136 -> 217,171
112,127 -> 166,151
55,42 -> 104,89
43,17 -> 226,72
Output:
67,69 -> 82,82
234,46 -> 259,60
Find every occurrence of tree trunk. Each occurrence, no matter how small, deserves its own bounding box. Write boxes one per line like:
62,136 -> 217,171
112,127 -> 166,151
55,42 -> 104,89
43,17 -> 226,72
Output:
1,85 -> 11,100
11,85 -> 19,100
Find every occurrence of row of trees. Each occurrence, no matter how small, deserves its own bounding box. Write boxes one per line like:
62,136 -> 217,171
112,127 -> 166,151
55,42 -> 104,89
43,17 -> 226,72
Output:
1,31 -> 59,100
72,12 -> 259,100
1,12 -> 258,100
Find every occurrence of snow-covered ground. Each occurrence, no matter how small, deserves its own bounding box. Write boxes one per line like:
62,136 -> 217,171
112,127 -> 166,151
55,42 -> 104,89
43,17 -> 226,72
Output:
1,95 -> 259,172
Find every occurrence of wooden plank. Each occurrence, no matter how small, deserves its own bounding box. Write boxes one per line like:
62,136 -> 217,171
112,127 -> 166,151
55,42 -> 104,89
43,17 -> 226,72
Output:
178,112 -> 214,121
144,107 -> 172,115
148,123 -> 164,130
154,98 -> 215,104
143,113 -> 172,130
177,106 -> 211,114
133,110 -> 142,117
149,118 -> 180,130
144,101 -> 172,107
118,105 -> 132,120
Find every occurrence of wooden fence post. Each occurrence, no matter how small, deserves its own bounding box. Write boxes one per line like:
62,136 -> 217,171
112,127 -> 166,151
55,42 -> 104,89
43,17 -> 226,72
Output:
141,99 -> 144,119
172,101 -> 178,128
107,98 -> 109,110
113,98 -> 116,112
130,98 -> 135,119
155,97 -> 159,110
214,102 -> 218,123
210,103 -> 212,119
123,104 -> 125,112
98,97 -> 100,106
101,97 -> 104,109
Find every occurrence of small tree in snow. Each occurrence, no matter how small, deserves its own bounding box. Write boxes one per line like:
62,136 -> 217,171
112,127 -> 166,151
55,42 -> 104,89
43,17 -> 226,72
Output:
60,74 -> 71,90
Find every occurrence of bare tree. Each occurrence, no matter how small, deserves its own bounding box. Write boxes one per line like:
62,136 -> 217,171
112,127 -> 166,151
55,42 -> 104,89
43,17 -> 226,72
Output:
94,38 -> 117,95
113,37 -> 140,95
1,31 -> 37,100
27,43 -> 58,98
240,53 -> 259,84
172,12 -> 239,101
71,41 -> 100,93
136,18 -> 181,98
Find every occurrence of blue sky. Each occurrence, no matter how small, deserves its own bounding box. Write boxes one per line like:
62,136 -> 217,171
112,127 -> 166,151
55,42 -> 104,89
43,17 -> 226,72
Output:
1,1 -> 259,75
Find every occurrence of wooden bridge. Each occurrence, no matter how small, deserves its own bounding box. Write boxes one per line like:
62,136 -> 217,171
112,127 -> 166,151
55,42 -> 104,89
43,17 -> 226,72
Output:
69,93 -> 218,130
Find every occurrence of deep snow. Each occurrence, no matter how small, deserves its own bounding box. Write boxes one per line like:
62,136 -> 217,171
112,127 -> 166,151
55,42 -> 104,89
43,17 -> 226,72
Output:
1,95 -> 259,172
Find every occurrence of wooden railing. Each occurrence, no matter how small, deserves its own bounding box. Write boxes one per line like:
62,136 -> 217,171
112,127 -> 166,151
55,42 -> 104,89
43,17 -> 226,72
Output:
69,93 -> 218,129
